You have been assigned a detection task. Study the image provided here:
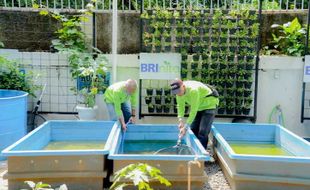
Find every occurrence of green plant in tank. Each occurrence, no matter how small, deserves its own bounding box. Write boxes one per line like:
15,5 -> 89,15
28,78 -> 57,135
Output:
110,163 -> 171,190
269,18 -> 306,56
23,181 -> 67,190
0,54 -> 40,97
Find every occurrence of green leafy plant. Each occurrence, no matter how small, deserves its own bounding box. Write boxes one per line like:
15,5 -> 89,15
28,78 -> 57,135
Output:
23,181 -> 67,190
269,18 -> 306,56
0,55 -> 40,97
110,163 -> 171,190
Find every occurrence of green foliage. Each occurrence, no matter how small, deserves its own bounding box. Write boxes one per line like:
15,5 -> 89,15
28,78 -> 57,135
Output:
36,1 -> 108,107
0,55 -> 40,97
110,163 -> 171,190
268,18 -> 306,56
22,181 -> 67,190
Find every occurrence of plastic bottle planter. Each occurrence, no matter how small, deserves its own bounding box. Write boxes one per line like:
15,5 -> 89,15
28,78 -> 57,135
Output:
155,95 -> 162,104
145,96 -> 152,104
163,105 -> 170,113
148,104 -> 155,113
155,88 -> 163,95
156,105 -> 163,113
146,88 -> 153,95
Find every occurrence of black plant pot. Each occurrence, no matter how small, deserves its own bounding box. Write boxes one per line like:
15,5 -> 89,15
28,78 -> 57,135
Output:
143,45 -> 152,52
156,106 -> 163,113
236,91 -> 243,97
217,108 -> 225,114
201,73 -> 208,78
219,63 -> 227,69
164,46 -> 171,52
227,55 -> 235,61
155,98 -> 162,104
145,97 -> 152,104
182,54 -> 188,60
211,54 -> 218,60
244,73 -> 252,80
246,56 -> 255,62
193,54 -> 200,61
243,108 -> 251,115
245,99 -> 253,105
181,71 -> 187,78
192,71 -> 199,78
235,98 -> 243,105
146,89 -> 153,95
192,46 -> 203,53
244,82 -> 252,89
226,108 -> 234,115
191,63 -> 199,70
163,106 -> 170,113
148,106 -> 155,113
210,63 -> 218,69
181,61 -> 188,68
164,89 -> 170,95
228,73 -> 235,78
175,46 -> 181,52
229,46 -> 236,52
164,97 -> 171,104
220,37 -> 228,43
236,82 -> 244,88
156,89 -> 162,95
246,63 -> 254,70
225,82 -> 234,88
237,64 -> 245,70
154,46 -> 161,52
211,46 -> 220,52
176,37 -> 183,43
244,90 -> 252,97
235,107 -> 243,115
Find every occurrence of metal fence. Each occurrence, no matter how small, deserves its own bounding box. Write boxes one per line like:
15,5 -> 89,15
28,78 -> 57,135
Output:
0,0 -> 308,11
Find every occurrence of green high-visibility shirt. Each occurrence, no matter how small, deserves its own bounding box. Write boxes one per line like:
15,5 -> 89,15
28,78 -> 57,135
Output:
176,81 -> 219,125
104,81 -> 138,117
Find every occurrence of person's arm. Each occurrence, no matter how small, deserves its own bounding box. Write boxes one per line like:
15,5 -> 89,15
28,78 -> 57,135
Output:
176,95 -> 185,128
186,90 -> 199,125
113,92 -> 127,130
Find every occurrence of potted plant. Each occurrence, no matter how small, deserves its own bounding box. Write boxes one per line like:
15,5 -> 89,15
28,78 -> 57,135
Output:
245,62 -> 254,70
244,78 -> 253,89
156,88 -> 162,95
244,89 -> 252,97
145,95 -> 152,104
181,68 -> 188,78
245,97 -> 253,105
235,97 -> 243,105
210,62 -> 218,69
243,102 -> 251,115
236,88 -> 244,97
235,104 -> 243,115
155,95 -> 162,104
156,105 -> 163,113
163,104 -> 170,113
148,103 -> 155,113
191,70 -> 199,78
164,95 -> 172,104
217,102 -> 225,114
201,61 -> 209,70
226,102 -> 235,115
191,61 -> 199,70
146,88 -> 153,95
164,87 -> 171,95
193,54 -> 200,61
225,77 -> 234,88
201,70 -> 208,78
181,61 -> 188,69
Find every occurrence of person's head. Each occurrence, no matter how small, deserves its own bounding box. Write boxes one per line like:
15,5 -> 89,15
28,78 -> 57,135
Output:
125,79 -> 137,95
170,79 -> 185,96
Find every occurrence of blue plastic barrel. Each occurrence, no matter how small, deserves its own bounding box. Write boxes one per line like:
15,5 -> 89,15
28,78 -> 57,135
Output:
0,90 -> 28,160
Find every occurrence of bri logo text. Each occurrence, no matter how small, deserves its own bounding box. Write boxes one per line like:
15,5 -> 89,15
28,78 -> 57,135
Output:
140,61 -> 180,73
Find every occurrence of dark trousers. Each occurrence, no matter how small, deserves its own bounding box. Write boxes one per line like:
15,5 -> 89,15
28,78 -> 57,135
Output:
190,109 -> 216,149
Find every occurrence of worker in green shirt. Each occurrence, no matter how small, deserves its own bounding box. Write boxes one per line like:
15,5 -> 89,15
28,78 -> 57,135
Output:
170,79 -> 219,149
104,79 -> 138,131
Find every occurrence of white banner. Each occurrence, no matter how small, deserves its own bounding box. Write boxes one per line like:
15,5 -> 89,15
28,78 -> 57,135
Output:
304,55 -> 310,82
139,53 -> 181,80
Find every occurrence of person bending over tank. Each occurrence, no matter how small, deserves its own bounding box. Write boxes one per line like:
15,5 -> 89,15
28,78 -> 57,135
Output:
170,79 -> 219,149
104,79 -> 138,131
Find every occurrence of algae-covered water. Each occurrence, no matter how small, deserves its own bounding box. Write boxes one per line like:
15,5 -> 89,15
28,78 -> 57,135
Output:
228,141 -> 294,156
43,140 -> 106,150
122,140 -> 193,155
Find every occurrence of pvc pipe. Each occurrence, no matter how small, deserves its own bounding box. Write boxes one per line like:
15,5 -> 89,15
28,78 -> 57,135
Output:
112,0 -> 118,83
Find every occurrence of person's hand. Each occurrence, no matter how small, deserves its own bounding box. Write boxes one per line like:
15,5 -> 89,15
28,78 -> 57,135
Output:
179,126 -> 187,139
129,116 -> 136,124
121,122 -> 127,132
178,120 -> 185,129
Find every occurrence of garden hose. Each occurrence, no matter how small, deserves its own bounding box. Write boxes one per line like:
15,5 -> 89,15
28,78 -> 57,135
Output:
268,105 -> 285,127
120,121 -> 130,153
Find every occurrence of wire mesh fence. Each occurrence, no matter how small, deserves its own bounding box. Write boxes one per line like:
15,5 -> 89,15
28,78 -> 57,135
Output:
0,0 -> 308,11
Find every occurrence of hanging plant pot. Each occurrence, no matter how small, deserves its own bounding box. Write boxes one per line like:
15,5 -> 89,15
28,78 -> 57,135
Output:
155,96 -> 162,104
201,72 -> 208,78
246,55 -> 255,62
144,45 -> 152,52
164,89 -> 171,96
145,96 -> 152,104
226,108 -> 234,115
164,46 -> 171,52
217,108 -> 225,115
237,63 -> 245,70
228,72 -> 235,78
219,63 -> 227,69
181,69 -> 188,78
227,55 -> 235,61
203,36 -> 209,44
238,55 -> 245,61
246,63 -> 254,70
210,63 -> 218,69
192,36 -> 201,43
176,27 -> 183,33
235,98 -> 243,105
156,105 -> 163,113
244,90 -> 252,97
236,81 -> 244,88
192,54 -> 199,61
229,28 -> 237,34
148,104 -> 155,113
236,90 -> 244,97
181,61 -> 188,68
176,37 -> 183,43
235,106 -> 243,115
192,46 -> 203,53
191,62 -> 199,70
175,46 -> 181,52
146,88 -> 153,95
220,37 -> 227,44
211,46 -> 220,52
244,82 -> 252,89
242,107 -> 251,115
174,105 -> 177,113
229,46 -> 236,52
245,98 -> 253,105
165,37 -> 172,42
192,70 -> 199,78
158,27 -> 164,33
217,88 -> 224,95
156,88 -> 163,95
163,105 -> 170,113
244,72 -> 252,80
182,54 -> 188,60
154,46 -> 162,52
225,81 -> 234,88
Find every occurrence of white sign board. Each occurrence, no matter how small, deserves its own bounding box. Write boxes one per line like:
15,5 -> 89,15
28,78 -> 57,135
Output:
139,53 -> 181,80
304,55 -> 310,82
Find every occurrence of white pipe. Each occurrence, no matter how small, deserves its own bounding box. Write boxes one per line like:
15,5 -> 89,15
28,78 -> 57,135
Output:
112,0 -> 118,83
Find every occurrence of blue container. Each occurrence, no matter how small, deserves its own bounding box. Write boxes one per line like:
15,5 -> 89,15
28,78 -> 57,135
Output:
2,120 -> 117,190
0,90 -> 28,160
211,123 -> 310,190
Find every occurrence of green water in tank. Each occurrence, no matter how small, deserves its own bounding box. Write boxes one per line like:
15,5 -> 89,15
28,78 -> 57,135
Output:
43,140 -> 106,150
